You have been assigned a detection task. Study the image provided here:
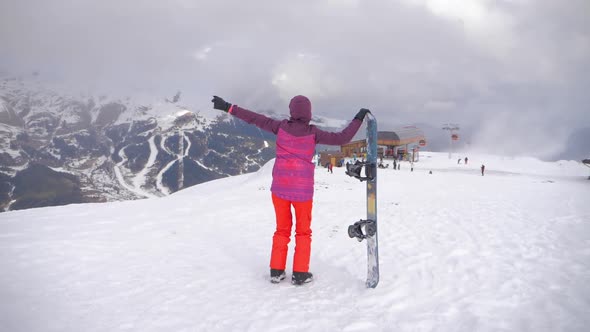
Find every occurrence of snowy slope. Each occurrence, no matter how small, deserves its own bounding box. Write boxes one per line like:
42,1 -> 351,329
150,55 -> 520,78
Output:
0,152 -> 589,332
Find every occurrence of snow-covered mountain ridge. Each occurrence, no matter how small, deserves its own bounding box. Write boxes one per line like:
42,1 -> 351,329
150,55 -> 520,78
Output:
0,75 -> 351,212
0,76 -> 281,211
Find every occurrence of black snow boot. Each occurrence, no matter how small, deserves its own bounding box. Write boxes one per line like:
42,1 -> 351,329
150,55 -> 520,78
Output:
291,272 -> 313,285
270,269 -> 286,283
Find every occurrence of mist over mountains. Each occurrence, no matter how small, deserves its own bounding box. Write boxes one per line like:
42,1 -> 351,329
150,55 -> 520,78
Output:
415,123 -> 589,163
1,74 -> 587,212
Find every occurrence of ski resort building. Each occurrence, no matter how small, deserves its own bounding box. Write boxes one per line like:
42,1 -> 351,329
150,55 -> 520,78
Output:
341,127 -> 426,161
318,151 -> 346,167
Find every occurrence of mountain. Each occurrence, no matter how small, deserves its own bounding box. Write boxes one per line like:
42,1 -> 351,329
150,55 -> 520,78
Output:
0,152 -> 588,331
0,76 -> 344,212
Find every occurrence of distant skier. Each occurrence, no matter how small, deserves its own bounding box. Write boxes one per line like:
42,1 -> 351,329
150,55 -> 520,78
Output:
393,159 -> 397,170
328,162 -> 333,174
212,95 -> 369,285
457,158 -> 461,164
481,164 -> 485,176
464,157 -> 468,165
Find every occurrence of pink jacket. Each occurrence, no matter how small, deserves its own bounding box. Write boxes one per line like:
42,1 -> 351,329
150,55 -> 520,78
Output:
229,95 -> 362,201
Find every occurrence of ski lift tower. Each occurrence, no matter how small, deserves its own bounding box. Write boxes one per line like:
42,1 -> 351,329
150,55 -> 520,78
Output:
442,123 -> 460,159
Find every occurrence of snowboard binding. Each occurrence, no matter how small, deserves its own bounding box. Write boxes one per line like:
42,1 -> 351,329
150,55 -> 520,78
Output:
348,219 -> 376,242
345,161 -> 376,182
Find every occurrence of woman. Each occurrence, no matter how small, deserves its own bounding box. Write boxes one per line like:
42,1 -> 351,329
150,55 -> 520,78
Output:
212,95 -> 370,285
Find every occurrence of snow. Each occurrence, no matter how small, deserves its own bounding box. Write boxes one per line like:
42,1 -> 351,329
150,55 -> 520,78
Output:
155,132 -> 193,195
1,152 -> 589,332
131,135 -> 159,195
113,145 -> 158,199
182,132 -> 191,158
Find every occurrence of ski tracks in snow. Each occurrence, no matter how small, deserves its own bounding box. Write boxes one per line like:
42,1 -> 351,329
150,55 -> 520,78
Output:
114,136 -> 159,199
155,131 -> 195,194
131,135 -> 159,196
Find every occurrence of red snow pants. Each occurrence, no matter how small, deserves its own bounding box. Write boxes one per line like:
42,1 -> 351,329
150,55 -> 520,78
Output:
270,193 -> 313,273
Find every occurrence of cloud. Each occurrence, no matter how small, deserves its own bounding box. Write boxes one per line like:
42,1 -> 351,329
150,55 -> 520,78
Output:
194,47 -> 212,61
271,53 -> 344,101
470,107 -> 570,159
401,0 -> 516,58
0,0 -> 588,158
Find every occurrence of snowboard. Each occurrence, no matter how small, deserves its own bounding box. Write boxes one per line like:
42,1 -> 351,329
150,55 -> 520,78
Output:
345,113 -> 379,288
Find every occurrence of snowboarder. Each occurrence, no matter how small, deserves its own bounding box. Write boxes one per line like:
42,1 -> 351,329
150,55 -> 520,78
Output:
481,164 -> 485,176
212,95 -> 369,285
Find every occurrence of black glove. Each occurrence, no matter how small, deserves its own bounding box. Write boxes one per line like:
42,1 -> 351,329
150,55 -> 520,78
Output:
212,96 -> 232,112
354,108 -> 371,121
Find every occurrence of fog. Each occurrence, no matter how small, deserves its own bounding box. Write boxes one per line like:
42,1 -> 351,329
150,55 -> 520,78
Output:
1,0 -> 588,159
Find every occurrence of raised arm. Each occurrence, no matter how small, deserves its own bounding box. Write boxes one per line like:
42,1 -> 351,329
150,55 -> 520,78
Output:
314,108 -> 370,145
229,105 -> 282,134
211,96 -> 281,134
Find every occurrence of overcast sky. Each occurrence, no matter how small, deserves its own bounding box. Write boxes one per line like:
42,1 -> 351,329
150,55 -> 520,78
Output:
1,0 -> 589,158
